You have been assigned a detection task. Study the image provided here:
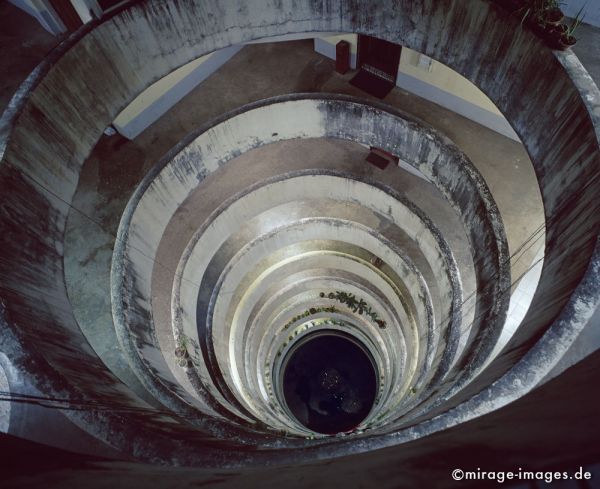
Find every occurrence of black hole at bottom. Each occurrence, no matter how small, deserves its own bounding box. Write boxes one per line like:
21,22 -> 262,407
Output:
281,331 -> 377,434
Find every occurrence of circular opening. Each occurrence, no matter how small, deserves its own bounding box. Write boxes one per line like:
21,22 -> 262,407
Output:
280,330 -> 378,434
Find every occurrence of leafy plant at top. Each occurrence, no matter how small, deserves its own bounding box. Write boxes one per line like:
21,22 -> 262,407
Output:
566,4 -> 586,37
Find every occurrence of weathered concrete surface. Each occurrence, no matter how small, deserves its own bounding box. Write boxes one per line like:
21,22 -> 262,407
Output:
0,0 -> 598,466
0,2 -> 59,113
64,40 -> 544,424
113,96 -> 505,441
2,346 -> 600,488
142,136 -> 478,438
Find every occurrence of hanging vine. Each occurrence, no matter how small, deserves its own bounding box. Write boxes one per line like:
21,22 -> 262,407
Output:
282,305 -> 339,330
320,291 -> 386,329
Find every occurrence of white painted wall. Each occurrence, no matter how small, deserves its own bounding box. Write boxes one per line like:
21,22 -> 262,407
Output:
398,47 -> 501,115
563,0 -> 600,28
314,34 -> 519,141
113,45 -> 243,139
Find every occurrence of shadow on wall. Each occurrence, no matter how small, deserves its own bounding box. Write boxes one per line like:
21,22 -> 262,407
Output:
1,347 -> 600,488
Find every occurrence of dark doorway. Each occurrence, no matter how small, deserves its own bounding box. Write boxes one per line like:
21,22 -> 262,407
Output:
350,35 -> 402,99
47,0 -> 83,31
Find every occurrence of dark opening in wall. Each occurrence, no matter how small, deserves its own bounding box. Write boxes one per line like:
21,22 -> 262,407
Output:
280,330 -> 377,434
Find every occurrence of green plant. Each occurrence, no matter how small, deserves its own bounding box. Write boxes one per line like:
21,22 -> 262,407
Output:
282,305 -> 339,329
566,4 -> 586,38
518,0 -> 542,24
281,291 -> 388,330
325,291 -> 387,328
175,335 -> 188,357
174,334 -> 202,368
512,0 -> 585,49
518,0 -> 563,24
545,0 -> 563,9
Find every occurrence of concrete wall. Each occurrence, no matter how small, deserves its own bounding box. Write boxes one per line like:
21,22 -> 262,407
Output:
0,0 -> 598,466
314,34 -> 519,140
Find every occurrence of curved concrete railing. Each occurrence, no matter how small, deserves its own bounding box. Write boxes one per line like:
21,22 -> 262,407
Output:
112,96 -> 507,439
0,0 -> 598,466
